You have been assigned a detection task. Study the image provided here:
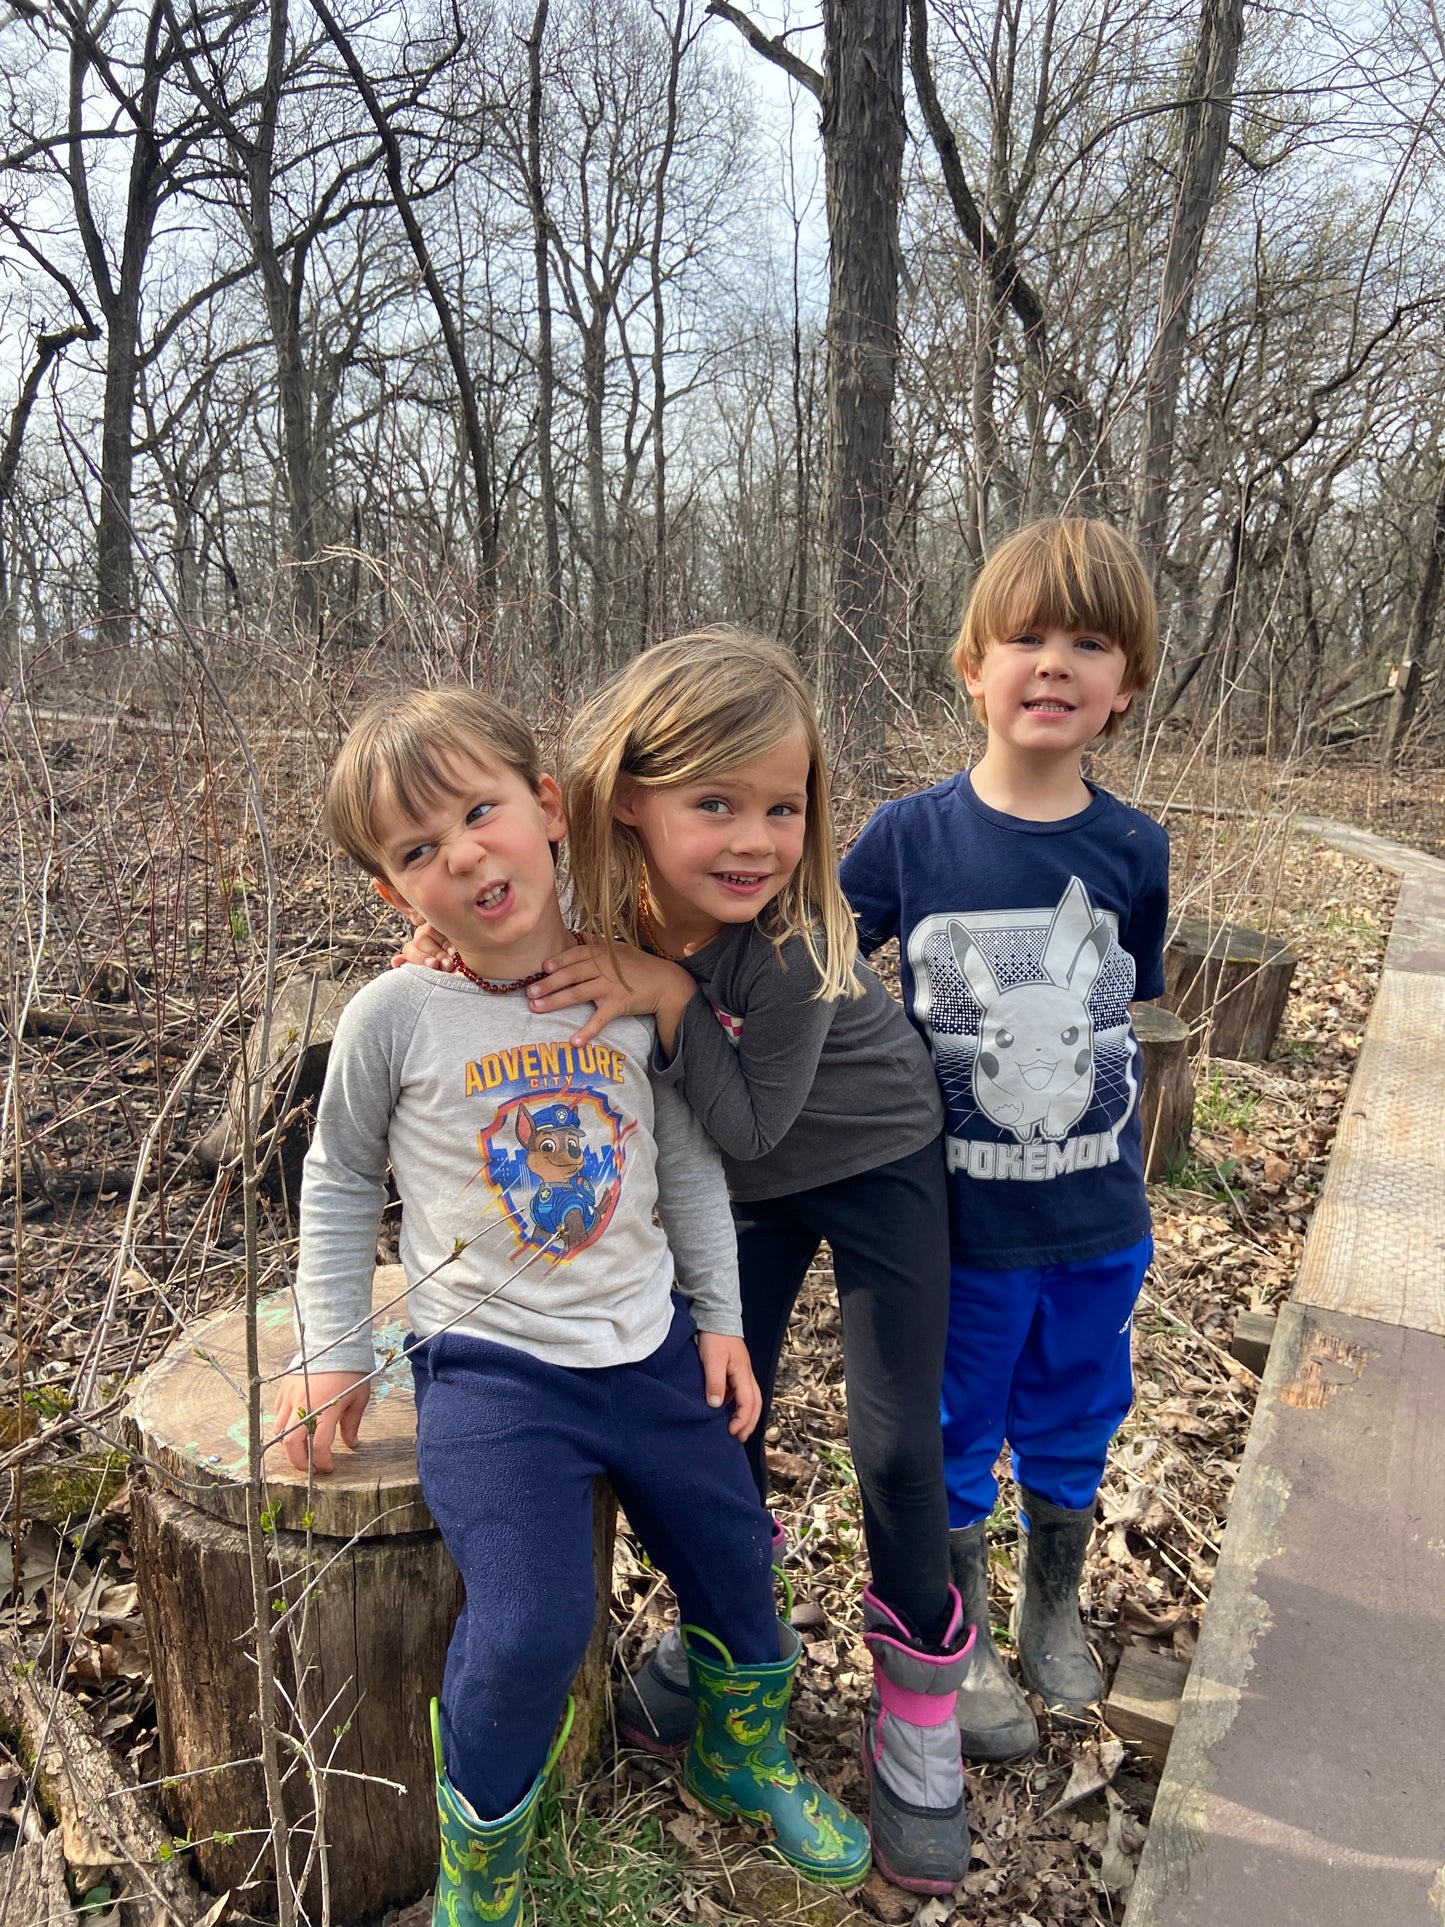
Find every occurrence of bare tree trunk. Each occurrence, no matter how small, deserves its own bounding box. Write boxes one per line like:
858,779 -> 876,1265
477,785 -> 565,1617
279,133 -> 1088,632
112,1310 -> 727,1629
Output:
787,217 -> 815,659
1136,0 -> 1246,579
581,314 -> 612,658
526,0 -> 565,676
1159,507 -> 1245,720
1383,465 -> 1445,772
0,324 -> 94,653
649,0 -> 689,643
820,0 -> 905,769
312,0 -> 497,601
248,0 -> 322,635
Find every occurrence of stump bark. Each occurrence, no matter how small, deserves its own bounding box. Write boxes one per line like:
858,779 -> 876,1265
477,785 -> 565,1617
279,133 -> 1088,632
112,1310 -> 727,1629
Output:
1162,916 -> 1296,1061
1135,1003 -> 1194,1181
128,1267 -> 614,1922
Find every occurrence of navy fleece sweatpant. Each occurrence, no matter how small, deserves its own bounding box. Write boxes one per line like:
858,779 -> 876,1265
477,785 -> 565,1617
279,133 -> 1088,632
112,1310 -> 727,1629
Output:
409,1298 -> 777,1819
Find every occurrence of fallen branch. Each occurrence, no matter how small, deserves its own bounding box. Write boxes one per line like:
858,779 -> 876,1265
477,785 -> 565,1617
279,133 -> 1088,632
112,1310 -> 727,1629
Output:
1,1828 -> 77,1926
0,1628 -> 203,1924
21,1007 -> 224,1069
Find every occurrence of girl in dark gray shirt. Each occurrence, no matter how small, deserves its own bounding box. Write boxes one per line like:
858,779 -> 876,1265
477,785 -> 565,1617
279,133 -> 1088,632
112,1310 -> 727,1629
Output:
526,631 -> 974,1898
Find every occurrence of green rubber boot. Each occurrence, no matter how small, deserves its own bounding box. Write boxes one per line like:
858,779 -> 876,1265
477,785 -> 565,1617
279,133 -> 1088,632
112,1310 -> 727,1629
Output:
431,1697 -> 572,1927
682,1622 -> 871,1888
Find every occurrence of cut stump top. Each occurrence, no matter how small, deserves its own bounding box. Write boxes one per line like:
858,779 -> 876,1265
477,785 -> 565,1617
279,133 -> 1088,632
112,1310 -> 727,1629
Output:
1165,915 -> 1294,968
129,1265 -> 429,1538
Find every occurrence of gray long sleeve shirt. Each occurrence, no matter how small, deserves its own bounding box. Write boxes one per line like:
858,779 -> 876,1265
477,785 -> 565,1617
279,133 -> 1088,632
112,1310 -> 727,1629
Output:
649,923 -> 944,1201
294,966 -> 742,1374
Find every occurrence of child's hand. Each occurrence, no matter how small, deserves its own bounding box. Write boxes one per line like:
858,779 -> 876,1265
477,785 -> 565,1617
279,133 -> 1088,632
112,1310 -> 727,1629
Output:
273,1370 -> 371,1473
527,940 -> 694,1050
696,1332 -> 762,1441
390,914 -> 459,973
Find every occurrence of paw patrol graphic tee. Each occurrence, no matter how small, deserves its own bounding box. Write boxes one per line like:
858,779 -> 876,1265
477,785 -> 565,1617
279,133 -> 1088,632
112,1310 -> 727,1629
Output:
842,773 -> 1169,1270
293,968 -> 742,1374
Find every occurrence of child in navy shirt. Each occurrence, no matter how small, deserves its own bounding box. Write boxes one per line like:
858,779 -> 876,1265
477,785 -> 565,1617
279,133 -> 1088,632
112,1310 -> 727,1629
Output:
842,519 -> 1169,1761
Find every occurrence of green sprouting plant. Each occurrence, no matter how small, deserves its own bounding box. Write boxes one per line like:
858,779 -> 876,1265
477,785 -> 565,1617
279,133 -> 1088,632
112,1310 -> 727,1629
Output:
1158,1150 -> 1242,1203
1194,1071 -> 1259,1136
219,875 -> 249,943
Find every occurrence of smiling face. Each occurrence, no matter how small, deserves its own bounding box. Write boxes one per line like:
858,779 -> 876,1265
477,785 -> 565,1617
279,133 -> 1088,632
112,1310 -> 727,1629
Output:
371,750 -> 570,980
963,623 -> 1136,758
616,732 -> 812,954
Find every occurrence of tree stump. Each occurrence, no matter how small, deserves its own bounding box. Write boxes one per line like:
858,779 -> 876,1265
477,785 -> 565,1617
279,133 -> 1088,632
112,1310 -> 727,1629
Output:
1136,1003 -> 1193,1181
1161,916 -> 1296,1061
196,973 -> 358,1204
128,1266 -> 614,1922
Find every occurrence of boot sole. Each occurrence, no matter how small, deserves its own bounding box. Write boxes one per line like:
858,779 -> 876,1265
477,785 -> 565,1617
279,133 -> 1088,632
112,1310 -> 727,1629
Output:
858,1739 -> 967,1897
683,1776 -> 872,1888
958,1728 -> 1037,1763
1016,1666 -> 1100,1715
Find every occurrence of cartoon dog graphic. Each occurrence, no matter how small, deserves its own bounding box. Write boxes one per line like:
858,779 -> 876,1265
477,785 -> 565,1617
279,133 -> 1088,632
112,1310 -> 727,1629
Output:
948,877 -> 1113,1143
515,1098 -> 604,1251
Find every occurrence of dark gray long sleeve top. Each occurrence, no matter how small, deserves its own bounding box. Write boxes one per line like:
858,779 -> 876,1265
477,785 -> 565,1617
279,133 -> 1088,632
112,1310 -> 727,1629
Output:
649,922 -> 943,1202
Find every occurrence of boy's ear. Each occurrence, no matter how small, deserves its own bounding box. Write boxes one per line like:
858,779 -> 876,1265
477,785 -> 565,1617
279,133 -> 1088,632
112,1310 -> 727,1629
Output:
537,774 -> 567,843
1110,683 -> 1136,716
374,876 -> 416,918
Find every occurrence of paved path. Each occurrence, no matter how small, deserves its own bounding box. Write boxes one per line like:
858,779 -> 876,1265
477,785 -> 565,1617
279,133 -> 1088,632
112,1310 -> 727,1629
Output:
1126,820 -> 1445,1927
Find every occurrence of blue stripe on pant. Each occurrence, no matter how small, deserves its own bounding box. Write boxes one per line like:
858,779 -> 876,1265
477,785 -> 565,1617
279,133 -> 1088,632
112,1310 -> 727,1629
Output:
409,1298 -> 777,1819
941,1235 -> 1153,1526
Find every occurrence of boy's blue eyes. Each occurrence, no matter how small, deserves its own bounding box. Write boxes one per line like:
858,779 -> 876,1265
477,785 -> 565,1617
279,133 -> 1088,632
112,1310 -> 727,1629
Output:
400,801 -> 494,863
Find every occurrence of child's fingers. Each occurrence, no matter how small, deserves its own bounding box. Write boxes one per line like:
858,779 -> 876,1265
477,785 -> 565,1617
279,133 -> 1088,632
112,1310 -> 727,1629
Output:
729,1371 -> 762,1441
701,1348 -> 728,1411
338,1388 -> 368,1451
527,972 -> 601,1011
281,1406 -> 336,1474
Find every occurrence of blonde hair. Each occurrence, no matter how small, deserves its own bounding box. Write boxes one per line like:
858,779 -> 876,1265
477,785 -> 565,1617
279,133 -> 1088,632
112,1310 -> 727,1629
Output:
326,687 -> 545,878
952,518 -> 1159,739
564,630 -> 862,1002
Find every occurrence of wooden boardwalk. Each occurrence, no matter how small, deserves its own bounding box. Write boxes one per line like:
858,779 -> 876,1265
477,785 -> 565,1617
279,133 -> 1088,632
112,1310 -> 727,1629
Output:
1126,822 -> 1445,1926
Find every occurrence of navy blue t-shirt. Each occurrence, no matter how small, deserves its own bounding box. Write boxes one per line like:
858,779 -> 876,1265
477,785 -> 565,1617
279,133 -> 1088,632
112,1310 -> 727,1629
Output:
841,773 -> 1170,1270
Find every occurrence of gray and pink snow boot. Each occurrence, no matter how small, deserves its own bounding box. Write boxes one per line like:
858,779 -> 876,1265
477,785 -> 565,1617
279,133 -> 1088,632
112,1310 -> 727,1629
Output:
861,1584 -> 974,1894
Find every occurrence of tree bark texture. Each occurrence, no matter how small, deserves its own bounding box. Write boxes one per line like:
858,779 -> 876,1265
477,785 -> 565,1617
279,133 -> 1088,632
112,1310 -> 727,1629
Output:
1162,916 -> 1296,1062
1135,1002 -> 1194,1180
1382,464 -> 1445,771
1136,0 -> 1246,578
130,1479 -> 460,1921
821,0 -> 906,766
526,0 -> 566,675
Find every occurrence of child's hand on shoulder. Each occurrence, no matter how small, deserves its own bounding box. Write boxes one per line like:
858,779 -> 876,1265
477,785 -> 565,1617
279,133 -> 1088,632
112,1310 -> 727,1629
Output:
528,939 -> 694,1050
696,1332 -> 762,1441
390,914 -> 459,973
273,1370 -> 371,1473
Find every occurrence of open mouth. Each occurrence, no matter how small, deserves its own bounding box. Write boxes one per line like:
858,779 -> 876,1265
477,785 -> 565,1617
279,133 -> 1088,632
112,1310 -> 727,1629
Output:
1022,699 -> 1075,714
475,881 -> 512,913
712,871 -> 770,891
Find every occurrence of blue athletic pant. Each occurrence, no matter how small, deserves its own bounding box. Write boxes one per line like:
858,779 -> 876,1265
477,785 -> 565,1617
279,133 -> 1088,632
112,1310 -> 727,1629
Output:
941,1236 -> 1153,1526
409,1299 -> 777,1819
732,1135 -> 952,1643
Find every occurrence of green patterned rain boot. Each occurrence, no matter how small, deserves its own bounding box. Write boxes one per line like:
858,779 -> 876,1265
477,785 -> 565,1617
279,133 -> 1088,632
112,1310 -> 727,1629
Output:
431,1696 -> 572,1927
682,1622 -> 871,1888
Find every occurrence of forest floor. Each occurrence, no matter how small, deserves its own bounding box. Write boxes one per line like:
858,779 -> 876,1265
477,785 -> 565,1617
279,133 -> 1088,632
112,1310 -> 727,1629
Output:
0,699 -> 1427,1927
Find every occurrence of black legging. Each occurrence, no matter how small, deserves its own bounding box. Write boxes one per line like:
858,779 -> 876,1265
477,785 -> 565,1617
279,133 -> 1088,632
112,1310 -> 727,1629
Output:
731,1134 -> 952,1645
